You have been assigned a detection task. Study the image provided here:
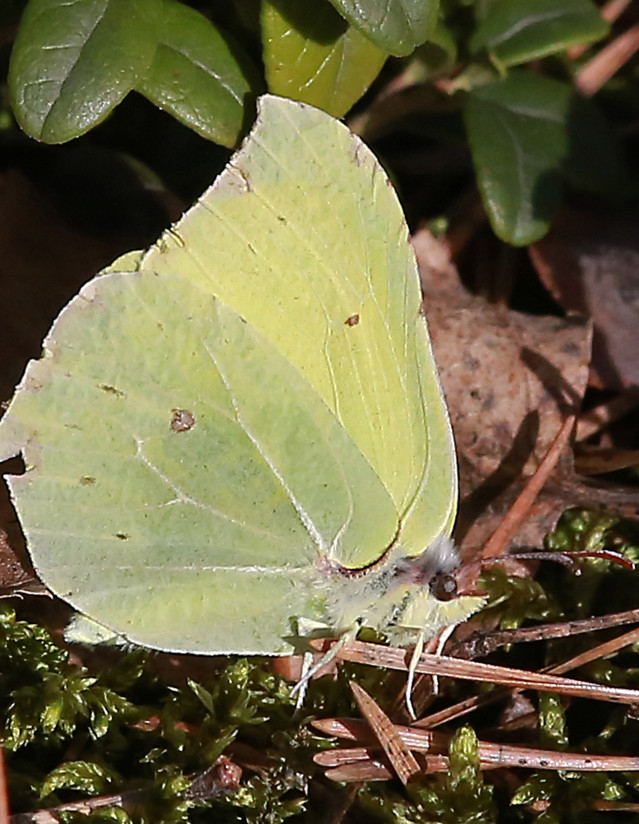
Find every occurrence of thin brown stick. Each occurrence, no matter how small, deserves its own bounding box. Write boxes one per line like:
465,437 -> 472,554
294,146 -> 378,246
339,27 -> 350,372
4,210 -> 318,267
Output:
323,760 -> 399,782
576,392 -> 639,441
10,790 -> 146,824
415,692 -> 492,730
568,0 -> 634,58
549,625 -> 639,674
338,640 -> 639,705
479,415 -> 576,563
574,447 -> 639,475
349,682 -> 420,784
453,607 -> 639,660
600,0 -> 634,22
415,626 -> 639,730
594,800 -> 639,812
0,747 -> 9,824
9,759 -> 240,824
313,718 -> 639,772
576,22 -> 639,96
317,746 -> 448,775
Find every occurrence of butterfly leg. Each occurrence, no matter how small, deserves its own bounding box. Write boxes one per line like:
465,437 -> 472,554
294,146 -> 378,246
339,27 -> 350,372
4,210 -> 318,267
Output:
290,626 -> 360,703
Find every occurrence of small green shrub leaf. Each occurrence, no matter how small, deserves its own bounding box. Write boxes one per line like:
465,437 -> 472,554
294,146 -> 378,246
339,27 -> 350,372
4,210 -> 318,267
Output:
404,21 -> 458,83
470,0 -> 609,67
262,0 -> 386,117
9,0 -> 161,143
464,72 -> 572,245
327,0 -> 438,56
136,0 -> 261,147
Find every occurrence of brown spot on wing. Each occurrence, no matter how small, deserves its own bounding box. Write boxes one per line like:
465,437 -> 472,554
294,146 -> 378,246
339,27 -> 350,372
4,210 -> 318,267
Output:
171,408 -> 195,432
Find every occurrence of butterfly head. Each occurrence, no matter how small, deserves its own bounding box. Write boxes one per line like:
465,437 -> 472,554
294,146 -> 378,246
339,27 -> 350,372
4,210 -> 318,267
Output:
320,535 -> 483,644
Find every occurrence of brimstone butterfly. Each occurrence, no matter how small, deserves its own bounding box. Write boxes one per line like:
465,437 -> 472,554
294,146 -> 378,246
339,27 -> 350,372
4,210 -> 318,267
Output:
0,96 -> 483,658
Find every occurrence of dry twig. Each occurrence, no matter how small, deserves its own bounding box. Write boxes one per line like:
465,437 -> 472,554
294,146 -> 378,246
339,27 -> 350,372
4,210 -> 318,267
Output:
349,683 -> 420,784
336,640 -> 639,706
313,717 -> 639,782
576,22 -> 639,96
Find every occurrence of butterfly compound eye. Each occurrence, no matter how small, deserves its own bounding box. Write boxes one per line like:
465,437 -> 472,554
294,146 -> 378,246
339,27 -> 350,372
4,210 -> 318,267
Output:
430,571 -> 458,602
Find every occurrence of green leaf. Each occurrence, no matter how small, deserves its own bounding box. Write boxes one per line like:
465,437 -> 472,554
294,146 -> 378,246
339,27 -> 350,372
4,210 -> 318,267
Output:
188,679 -> 215,714
40,760 -> 120,798
9,0 -> 161,143
262,0 -> 386,118
470,0 -> 609,67
136,0 -> 262,147
464,72 -> 572,245
327,0 -> 438,56
403,20 -> 458,83
511,773 -> 556,806
538,692 -> 569,749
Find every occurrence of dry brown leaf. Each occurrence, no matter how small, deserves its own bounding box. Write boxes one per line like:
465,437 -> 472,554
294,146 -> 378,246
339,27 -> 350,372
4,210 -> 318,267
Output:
416,228 -> 591,481
0,168 -> 174,402
0,528 -> 41,595
413,228 -> 604,552
530,209 -> 639,391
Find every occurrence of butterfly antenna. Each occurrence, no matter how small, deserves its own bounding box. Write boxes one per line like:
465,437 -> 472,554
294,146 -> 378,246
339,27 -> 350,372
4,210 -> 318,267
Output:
405,632 -> 425,720
405,623 -> 457,718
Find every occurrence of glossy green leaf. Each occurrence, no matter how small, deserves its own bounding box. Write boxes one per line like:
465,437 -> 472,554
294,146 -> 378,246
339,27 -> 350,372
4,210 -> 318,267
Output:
9,0 -> 160,143
510,774 -> 556,806
538,692 -> 568,749
262,0 -> 386,118
327,0 -> 438,56
41,760 -> 119,798
405,21 -> 458,83
464,73 -> 571,245
0,96 -> 482,656
136,0 -> 261,148
470,0 -> 608,67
